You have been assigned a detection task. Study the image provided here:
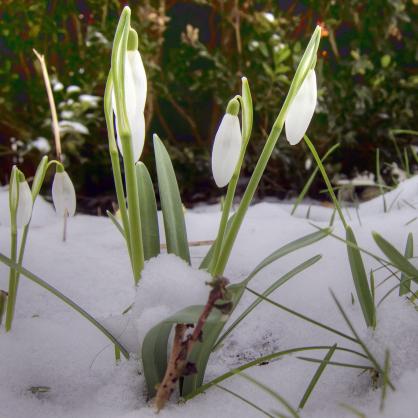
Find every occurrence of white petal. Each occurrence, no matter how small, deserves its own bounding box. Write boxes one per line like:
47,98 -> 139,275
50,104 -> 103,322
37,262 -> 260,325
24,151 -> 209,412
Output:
127,50 -> 147,113
116,111 -> 145,162
15,181 -> 33,228
285,69 -> 317,145
211,114 -> 242,188
52,171 -> 76,217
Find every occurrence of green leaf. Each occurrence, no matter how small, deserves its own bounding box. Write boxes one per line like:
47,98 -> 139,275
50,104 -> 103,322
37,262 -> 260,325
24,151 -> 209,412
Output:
298,344 -> 337,409
31,156 -> 48,199
241,77 -> 253,145
373,232 -> 418,281
142,305 -> 223,397
245,229 -> 330,285
399,233 -> 414,296
136,162 -> 160,260
346,226 -> 376,328
0,252 -> 130,359
216,254 -> 322,349
106,210 -> 126,239
153,134 -> 190,264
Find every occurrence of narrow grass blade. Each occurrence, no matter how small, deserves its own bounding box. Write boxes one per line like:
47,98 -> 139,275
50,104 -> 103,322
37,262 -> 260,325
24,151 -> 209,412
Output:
297,357 -> 372,370
376,149 -> 387,213
107,210 -> 126,239
345,226 -> 376,328
330,291 -> 395,390
142,305 -> 223,397
240,373 -> 300,418
0,252 -> 129,358
291,143 -> 339,216
399,233 -> 413,296
153,134 -> 190,264
245,229 -> 330,285
298,344 -> 337,409
380,350 -> 390,412
136,162 -> 160,260
31,156 -> 49,199
184,345 -> 367,401
241,77 -> 253,146
373,232 -> 418,281
245,288 -> 357,343
216,384 -> 275,418
216,255 -> 322,348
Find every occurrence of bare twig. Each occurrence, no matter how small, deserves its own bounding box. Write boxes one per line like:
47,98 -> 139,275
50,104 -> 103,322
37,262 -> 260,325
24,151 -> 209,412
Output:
33,49 -> 62,161
154,277 -> 230,411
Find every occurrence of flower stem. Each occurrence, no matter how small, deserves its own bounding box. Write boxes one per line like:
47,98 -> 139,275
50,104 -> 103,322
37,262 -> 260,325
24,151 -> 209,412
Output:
304,135 -> 347,229
5,228 -> 18,331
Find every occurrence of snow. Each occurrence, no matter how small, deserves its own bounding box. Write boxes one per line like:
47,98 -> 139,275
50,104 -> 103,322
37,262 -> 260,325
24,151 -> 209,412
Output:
0,176 -> 417,418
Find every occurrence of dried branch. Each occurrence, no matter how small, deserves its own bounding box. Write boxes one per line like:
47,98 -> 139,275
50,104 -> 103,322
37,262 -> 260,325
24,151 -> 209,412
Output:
154,277 -> 230,412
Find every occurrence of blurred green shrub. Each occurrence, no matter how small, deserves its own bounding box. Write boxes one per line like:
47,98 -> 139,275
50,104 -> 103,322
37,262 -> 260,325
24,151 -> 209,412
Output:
0,0 -> 417,211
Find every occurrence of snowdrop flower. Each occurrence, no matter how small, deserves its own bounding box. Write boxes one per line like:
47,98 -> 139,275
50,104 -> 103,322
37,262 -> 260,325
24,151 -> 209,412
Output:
112,28 -> 147,162
211,98 -> 242,188
9,169 -> 33,228
285,69 -> 317,145
52,169 -> 76,217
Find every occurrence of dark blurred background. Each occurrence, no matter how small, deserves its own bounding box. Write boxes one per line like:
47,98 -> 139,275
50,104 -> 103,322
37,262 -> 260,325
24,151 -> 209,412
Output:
0,0 -> 417,213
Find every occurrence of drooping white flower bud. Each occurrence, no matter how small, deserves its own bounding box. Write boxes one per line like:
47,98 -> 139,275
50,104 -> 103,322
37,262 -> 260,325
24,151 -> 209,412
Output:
15,177 -> 33,228
9,168 -> 33,228
211,98 -> 242,188
285,69 -> 317,145
112,28 -> 147,162
52,169 -> 76,217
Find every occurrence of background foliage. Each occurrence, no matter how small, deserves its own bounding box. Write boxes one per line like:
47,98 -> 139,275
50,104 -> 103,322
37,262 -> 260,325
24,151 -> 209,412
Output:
0,0 -> 417,212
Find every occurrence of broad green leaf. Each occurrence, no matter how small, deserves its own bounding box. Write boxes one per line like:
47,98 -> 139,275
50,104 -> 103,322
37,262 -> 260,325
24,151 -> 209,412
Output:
346,227 -> 376,328
153,134 -> 190,264
0,252 -> 129,359
373,232 -> 418,281
181,283 -> 244,396
136,162 -> 160,260
298,344 -> 337,409
216,255 -> 322,348
142,305 -> 223,397
399,233 -> 414,296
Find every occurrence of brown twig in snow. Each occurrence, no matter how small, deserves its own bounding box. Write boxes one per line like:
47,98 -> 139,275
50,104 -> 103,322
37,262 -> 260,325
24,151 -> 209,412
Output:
154,277 -> 230,412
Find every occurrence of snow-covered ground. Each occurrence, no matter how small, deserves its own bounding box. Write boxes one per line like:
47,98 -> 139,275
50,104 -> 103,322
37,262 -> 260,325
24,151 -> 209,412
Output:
1,177 -> 417,418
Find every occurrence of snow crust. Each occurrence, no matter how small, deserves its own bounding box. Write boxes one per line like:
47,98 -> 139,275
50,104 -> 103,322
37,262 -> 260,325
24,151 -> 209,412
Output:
0,177 -> 417,418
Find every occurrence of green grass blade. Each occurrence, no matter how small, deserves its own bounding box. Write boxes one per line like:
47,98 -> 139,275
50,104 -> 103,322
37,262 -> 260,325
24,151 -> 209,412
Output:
399,233 -> 414,296
330,291 -> 395,390
245,288 -> 357,343
184,345 -> 367,401
240,373 -> 300,418
215,255 -> 322,350
346,226 -> 376,328
245,229 -> 330,285
376,148 -> 387,213
107,210 -> 126,239
0,252 -> 129,358
241,77 -> 253,146
216,384 -> 275,418
291,143 -> 339,215
297,357 -> 372,370
153,134 -> 190,264
298,344 -> 337,409
373,232 -> 418,281
142,305 -> 223,397
136,162 -> 160,260
31,156 -> 49,199
380,350 -> 390,412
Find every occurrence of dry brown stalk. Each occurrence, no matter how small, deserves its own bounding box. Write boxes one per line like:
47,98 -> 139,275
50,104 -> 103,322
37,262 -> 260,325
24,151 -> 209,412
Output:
154,277 -> 230,412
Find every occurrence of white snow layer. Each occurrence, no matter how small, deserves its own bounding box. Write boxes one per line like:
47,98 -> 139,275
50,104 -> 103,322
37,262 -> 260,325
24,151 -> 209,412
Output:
0,177 -> 417,418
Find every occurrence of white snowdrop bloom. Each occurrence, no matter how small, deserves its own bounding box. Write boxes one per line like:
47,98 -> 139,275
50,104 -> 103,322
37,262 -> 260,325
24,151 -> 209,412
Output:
211,105 -> 242,188
15,179 -> 33,228
52,170 -> 76,217
112,50 -> 147,162
285,69 -> 317,145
